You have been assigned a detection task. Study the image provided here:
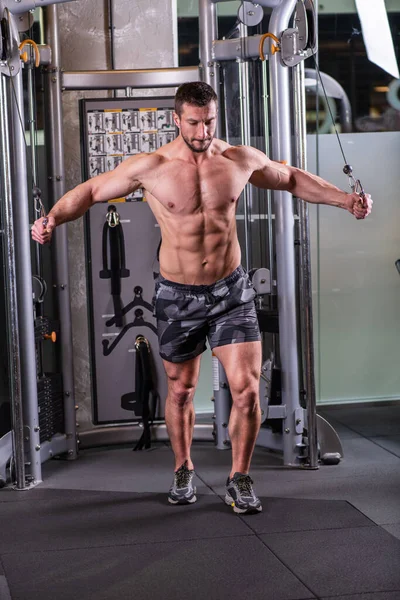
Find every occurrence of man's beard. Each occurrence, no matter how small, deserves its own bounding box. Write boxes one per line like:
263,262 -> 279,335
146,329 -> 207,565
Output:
181,132 -> 214,153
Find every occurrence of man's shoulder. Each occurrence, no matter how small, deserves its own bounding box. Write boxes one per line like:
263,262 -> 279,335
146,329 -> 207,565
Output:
222,144 -> 265,167
124,151 -> 166,171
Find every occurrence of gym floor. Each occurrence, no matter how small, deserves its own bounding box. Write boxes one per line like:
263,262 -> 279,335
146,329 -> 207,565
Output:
0,404 -> 400,600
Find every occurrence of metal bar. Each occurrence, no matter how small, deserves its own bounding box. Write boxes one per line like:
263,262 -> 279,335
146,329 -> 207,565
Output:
62,67 -> 200,91
0,74 -> 26,490
39,434 -> 68,463
199,0 -> 219,90
269,0 -> 303,466
27,61 -> 44,278
238,23 -> 252,271
212,355 -> 231,450
213,35 -> 270,61
293,61 -> 318,469
78,423 -> 214,449
198,0 -> 221,136
212,0 -> 282,5
221,66 -> 230,144
10,70 -> 42,484
44,5 -> 77,460
5,0 -> 75,15
107,0 -> 116,71
262,58 -> 274,292
27,68 -> 38,193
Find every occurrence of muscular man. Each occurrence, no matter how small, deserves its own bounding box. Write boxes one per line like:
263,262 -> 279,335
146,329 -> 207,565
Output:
32,82 -> 372,515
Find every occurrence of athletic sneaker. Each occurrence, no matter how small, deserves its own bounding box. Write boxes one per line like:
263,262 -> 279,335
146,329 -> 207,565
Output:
168,460 -> 197,505
225,472 -> 262,514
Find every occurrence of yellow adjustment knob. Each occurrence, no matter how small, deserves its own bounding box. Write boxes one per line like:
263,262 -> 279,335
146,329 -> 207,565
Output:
18,39 -> 40,67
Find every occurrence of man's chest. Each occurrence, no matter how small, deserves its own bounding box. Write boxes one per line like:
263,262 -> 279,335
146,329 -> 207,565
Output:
146,158 -> 250,216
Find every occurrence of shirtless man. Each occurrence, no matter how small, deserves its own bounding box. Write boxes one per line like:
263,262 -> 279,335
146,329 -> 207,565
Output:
32,82 -> 372,515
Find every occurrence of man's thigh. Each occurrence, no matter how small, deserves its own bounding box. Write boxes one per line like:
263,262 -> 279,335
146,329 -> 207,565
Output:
162,354 -> 202,396
212,341 -> 262,394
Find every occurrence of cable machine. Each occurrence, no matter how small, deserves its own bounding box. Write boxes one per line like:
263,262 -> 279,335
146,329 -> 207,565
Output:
0,0 -> 345,491
200,0 -> 342,467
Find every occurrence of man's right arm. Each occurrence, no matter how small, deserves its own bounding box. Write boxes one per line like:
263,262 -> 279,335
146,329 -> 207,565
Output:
32,152 -> 159,244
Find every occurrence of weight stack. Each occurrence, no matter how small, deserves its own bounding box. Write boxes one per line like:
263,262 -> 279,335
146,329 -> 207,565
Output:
37,374 -> 65,443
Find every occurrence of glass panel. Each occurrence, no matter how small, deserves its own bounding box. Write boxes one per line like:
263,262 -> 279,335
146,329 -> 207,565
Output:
307,131 -> 400,404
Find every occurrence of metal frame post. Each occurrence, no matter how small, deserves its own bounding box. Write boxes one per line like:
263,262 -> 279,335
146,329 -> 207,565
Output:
238,22 -> 252,272
61,67 -> 200,91
44,5 -> 77,459
293,60 -> 318,468
261,59 -> 275,291
27,59 -> 43,283
212,355 -> 231,449
199,0 -> 221,136
0,73 -> 26,489
4,0 -> 74,15
199,0 -> 219,91
10,69 -> 42,485
269,0 -> 303,465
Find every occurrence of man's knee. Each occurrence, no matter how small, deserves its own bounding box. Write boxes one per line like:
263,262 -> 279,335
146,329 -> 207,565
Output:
230,378 -> 260,414
164,355 -> 201,408
167,377 -> 196,408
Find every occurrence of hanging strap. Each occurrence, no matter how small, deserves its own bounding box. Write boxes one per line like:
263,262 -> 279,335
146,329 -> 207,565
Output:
99,206 -> 130,327
133,336 -> 157,451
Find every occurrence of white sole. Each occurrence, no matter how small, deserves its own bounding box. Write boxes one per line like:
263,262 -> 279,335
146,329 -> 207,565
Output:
168,495 -> 197,505
225,493 -> 262,514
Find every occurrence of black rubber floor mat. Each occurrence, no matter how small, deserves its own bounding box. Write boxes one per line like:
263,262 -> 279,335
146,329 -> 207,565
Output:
0,489 -> 251,554
239,497 -> 374,533
263,526 -> 400,597
1,536 -> 315,600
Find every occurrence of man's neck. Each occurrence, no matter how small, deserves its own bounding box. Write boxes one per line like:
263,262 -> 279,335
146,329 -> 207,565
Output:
176,136 -> 219,165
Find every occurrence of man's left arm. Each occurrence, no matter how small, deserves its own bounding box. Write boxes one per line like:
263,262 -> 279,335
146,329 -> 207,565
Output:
248,148 -> 372,220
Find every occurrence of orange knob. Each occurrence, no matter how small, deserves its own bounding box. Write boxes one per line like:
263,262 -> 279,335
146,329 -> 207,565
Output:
44,332 -> 57,343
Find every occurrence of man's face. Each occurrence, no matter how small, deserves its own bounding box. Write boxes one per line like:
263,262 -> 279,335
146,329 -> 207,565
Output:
174,101 -> 217,153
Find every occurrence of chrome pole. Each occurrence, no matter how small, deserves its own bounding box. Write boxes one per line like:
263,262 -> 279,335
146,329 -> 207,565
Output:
198,0 -> 221,136
261,59 -> 274,291
269,0 -> 302,466
293,60 -> 318,468
27,50 -> 45,379
238,23 -> 252,271
10,69 -> 42,484
0,73 -> 26,490
5,0 -> 74,15
198,0 -> 219,91
27,60 -> 43,281
44,5 -> 77,459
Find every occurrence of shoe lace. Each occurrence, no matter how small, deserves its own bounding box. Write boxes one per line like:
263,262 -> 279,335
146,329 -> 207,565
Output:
175,464 -> 191,488
236,475 -> 254,496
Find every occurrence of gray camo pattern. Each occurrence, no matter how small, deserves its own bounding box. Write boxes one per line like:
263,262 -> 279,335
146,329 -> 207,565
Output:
153,266 -> 261,363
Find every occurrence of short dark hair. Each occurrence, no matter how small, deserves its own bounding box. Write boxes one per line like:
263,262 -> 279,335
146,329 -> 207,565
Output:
175,81 -> 218,116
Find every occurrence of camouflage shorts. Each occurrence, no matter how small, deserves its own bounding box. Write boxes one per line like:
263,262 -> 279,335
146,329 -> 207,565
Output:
153,265 -> 261,364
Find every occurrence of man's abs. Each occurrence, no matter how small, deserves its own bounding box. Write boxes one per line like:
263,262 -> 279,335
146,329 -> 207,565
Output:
142,144 -> 251,284
157,225 -> 242,285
